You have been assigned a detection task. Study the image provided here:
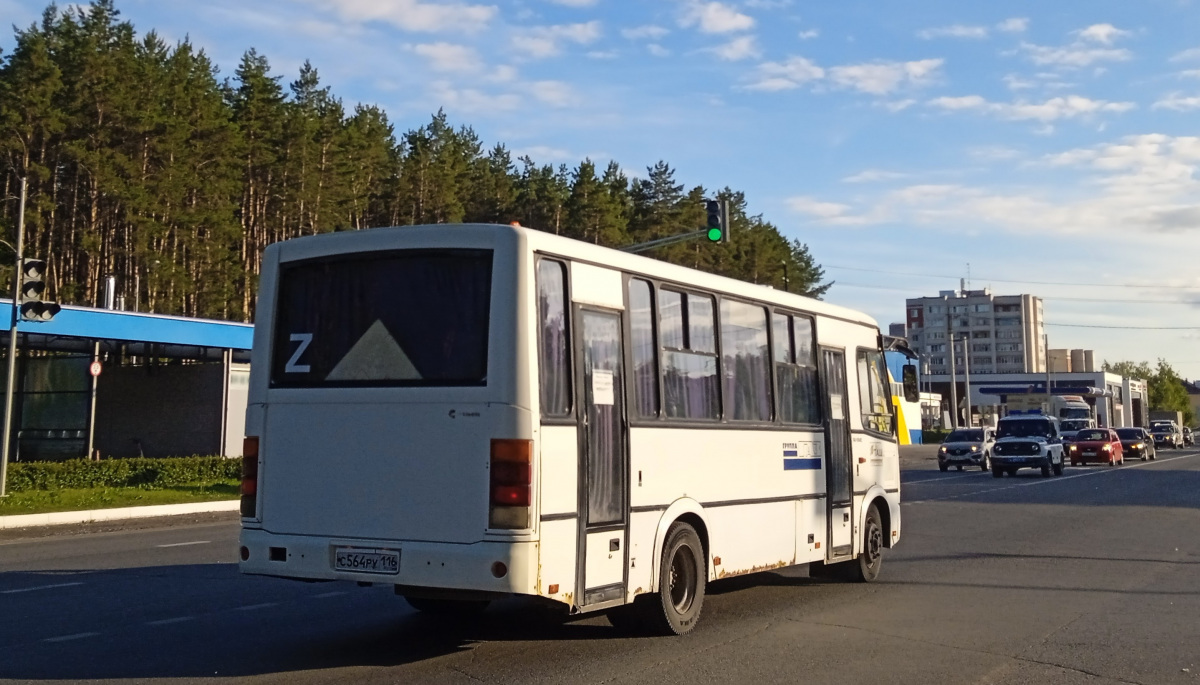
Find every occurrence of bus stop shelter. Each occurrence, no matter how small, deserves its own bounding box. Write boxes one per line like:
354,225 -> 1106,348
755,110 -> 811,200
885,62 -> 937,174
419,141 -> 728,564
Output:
0,300 -> 253,461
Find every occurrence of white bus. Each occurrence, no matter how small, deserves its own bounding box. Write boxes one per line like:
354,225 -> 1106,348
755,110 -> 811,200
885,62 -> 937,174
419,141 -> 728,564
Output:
238,224 -> 901,635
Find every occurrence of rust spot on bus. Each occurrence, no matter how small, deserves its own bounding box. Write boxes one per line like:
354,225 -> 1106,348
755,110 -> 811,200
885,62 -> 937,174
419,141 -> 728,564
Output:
716,559 -> 791,580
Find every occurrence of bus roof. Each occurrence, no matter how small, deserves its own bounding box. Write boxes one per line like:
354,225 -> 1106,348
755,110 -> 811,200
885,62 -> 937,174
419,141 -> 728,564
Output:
271,224 -> 878,331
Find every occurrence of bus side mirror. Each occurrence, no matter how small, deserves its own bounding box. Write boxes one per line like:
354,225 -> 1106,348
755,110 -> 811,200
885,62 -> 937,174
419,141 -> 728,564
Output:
902,365 -> 919,403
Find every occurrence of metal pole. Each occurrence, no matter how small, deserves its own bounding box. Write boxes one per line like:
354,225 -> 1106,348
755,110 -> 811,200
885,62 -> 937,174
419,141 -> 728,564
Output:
1,177 -> 27,497
948,323 -> 958,430
962,334 -> 972,428
85,341 -> 99,460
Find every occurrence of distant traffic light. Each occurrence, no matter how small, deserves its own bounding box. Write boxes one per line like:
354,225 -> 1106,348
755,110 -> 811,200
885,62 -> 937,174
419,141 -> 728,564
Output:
18,258 -> 60,322
705,199 -> 729,244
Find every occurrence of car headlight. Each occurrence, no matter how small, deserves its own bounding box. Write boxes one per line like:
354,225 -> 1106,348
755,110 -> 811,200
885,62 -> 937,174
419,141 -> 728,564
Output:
1069,445 -> 1077,451
1134,442 -> 1144,449
970,445 -> 978,452
1102,444 -> 1111,451
939,446 -> 947,453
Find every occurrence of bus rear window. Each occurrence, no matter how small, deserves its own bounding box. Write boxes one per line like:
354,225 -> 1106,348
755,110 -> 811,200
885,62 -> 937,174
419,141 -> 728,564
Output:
270,249 -> 493,388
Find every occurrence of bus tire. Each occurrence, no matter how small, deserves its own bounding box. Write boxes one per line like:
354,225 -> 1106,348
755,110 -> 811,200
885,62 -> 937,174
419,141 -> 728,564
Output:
847,505 -> 884,583
645,522 -> 706,635
404,596 -> 490,615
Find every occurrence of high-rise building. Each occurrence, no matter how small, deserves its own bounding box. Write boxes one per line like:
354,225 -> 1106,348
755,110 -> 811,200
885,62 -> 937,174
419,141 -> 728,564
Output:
904,289 -> 1045,376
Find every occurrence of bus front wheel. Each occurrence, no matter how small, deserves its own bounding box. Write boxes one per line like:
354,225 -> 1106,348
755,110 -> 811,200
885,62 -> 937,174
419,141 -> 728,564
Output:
645,522 -> 706,636
848,505 -> 884,583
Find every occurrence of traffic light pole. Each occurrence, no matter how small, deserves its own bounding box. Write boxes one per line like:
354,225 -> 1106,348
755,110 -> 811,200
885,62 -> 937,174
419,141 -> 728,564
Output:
619,228 -> 709,254
0,177 -> 26,497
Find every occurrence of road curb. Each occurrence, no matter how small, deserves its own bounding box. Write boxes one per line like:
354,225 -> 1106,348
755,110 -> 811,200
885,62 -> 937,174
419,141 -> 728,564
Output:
0,500 -> 239,529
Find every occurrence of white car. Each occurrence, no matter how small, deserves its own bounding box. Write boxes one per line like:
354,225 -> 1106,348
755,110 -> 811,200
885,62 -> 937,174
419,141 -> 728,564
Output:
991,415 -> 1065,478
938,427 -> 996,472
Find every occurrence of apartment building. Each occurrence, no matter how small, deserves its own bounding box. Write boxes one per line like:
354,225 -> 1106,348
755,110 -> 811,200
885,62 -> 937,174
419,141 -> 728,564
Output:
905,289 -> 1045,376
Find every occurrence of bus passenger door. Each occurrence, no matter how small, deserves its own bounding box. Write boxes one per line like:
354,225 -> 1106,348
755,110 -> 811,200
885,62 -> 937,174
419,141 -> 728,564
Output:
575,308 -> 628,608
821,348 -> 854,560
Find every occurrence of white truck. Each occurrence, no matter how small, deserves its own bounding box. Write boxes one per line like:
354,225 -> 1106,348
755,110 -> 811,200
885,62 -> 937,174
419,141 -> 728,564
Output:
991,414 -> 1066,478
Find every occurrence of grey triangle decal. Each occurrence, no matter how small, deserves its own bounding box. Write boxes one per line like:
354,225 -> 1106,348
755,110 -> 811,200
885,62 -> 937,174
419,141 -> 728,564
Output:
326,320 -> 423,381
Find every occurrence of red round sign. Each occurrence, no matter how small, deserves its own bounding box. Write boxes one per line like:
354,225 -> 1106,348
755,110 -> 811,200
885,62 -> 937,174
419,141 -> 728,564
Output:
90,361 -> 102,377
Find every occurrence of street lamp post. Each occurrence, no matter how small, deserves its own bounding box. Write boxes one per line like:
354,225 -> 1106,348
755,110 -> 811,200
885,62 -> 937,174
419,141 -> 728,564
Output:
961,333 -> 972,428
0,177 -> 26,497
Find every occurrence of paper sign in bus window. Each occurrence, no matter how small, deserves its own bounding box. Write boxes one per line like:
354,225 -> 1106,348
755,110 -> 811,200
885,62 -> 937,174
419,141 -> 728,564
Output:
592,369 -> 614,406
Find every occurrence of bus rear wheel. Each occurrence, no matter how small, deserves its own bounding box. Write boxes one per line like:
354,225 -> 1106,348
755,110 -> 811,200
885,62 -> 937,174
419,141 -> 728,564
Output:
644,522 -> 706,635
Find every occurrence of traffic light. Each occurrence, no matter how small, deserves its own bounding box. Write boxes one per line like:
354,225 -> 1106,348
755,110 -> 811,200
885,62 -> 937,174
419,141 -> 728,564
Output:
18,258 -> 60,322
705,199 -> 729,244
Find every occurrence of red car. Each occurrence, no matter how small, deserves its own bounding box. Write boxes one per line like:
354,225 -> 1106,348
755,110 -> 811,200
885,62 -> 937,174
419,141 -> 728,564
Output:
1068,428 -> 1125,466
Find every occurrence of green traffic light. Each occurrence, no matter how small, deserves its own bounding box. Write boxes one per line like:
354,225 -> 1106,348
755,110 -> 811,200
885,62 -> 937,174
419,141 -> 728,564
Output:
707,228 -> 722,241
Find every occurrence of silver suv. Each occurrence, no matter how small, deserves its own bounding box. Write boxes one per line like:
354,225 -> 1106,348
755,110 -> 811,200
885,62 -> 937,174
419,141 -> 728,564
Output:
938,427 -> 996,472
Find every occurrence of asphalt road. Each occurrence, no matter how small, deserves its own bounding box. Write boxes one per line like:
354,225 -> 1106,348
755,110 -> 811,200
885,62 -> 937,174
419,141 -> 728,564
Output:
1,449 -> 1198,684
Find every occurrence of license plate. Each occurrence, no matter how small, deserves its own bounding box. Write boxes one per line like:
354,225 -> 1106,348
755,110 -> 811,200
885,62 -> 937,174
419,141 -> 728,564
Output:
334,547 -> 400,575
1083,451 -> 1096,456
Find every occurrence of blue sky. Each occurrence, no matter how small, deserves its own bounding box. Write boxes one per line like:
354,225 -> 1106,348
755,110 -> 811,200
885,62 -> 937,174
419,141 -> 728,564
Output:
4,0 -> 1200,375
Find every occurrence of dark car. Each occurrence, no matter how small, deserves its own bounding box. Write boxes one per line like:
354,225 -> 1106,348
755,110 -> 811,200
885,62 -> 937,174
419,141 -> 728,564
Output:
1150,422 -> 1183,449
1115,427 -> 1156,462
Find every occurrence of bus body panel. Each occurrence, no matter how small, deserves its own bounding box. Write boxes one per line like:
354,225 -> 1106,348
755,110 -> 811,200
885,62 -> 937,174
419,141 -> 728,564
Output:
259,401 -> 528,543
538,425 -> 578,518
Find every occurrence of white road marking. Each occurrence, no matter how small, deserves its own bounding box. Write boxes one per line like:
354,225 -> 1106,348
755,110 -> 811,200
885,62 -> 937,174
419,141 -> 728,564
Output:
156,540 -> 211,548
903,471 -> 987,484
234,602 -> 278,611
903,452 -> 1200,505
146,616 -> 195,626
313,591 -> 347,599
1,582 -> 84,595
43,632 -> 100,643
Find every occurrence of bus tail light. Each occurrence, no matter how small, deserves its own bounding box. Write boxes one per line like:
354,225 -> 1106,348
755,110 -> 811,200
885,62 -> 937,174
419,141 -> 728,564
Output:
241,437 -> 259,518
490,439 -> 532,529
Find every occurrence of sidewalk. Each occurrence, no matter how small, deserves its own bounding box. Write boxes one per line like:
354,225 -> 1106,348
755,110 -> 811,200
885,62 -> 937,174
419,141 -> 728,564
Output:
0,499 -> 238,530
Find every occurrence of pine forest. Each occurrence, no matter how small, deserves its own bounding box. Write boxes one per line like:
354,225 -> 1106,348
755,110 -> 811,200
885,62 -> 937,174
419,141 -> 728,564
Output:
0,1 -> 831,323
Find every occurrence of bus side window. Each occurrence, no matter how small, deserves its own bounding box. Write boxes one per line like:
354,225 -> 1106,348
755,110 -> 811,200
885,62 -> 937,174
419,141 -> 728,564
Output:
537,259 -> 571,417
628,279 -> 659,417
774,313 -> 821,424
660,289 -> 719,420
720,299 -> 771,422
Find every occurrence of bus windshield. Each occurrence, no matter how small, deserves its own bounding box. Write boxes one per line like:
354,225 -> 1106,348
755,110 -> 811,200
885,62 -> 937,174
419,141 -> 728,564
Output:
270,249 -> 493,388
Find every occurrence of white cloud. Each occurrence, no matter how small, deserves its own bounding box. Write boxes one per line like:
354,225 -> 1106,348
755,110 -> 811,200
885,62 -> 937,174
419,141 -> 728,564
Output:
745,56 -> 824,91
622,24 -> 669,40
918,25 -> 988,40
1074,23 -> 1131,45
429,82 -> 522,112
798,29 -> 819,40
1020,41 -> 1131,69
882,99 -> 916,112
647,43 -> 671,57
679,1 -> 755,34
843,170 -> 908,183
712,35 -> 760,61
1153,93 -> 1200,111
491,65 -> 519,82
587,50 -> 619,59
546,0 -> 597,6
1171,47 -> 1200,62
411,43 -> 481,72
829,59 -> 943,95
743,0 -> 791,7
513,21 -> 603,58
527,80 -> 578,107
309,0 -> 498,33
929,94 -> 1135,122
1182,70 -> 1200,79
786,197 -> 859,221
996,17 -> 1029,33
784,135 -> 1200,237
1003,74 -> 1035,90
514,145 -> 574,162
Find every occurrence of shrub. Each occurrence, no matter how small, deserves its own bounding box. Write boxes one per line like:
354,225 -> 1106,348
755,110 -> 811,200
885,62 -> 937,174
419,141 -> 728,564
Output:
5,456 -> 241,493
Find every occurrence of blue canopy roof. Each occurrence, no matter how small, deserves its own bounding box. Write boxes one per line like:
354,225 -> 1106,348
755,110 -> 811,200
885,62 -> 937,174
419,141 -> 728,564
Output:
0,300 -> 253,350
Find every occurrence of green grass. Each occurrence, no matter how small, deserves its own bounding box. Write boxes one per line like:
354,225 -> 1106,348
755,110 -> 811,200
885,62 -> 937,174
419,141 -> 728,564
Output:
0,481 -> 239,516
